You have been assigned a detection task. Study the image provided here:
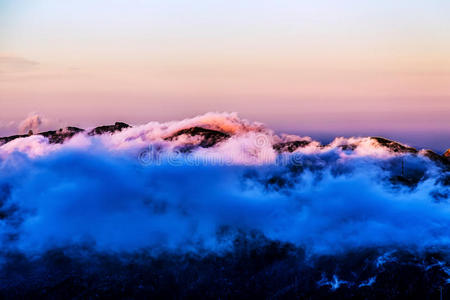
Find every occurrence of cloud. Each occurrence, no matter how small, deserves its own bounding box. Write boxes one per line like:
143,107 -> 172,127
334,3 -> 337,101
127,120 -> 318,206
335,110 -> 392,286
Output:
0,113 -> 448,258
18,114 -> 42,135
0,148 -> 448,256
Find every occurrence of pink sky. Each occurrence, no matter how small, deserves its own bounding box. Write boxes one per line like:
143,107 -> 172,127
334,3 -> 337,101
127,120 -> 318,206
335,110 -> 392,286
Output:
1,0 -> 449,150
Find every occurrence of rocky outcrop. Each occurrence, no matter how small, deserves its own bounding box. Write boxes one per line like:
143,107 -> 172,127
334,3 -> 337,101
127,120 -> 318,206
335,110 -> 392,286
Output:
421,149 -> 450,167
370,137 -> 418,154
0,122 -> 131,146
165,127 -> 230,149
273,140 -> 311,153
0,133 -> 32,146
39,127 -> 85,144
0,127 -> 84,145
88,122 -> 130,136
444,149 -> 450,159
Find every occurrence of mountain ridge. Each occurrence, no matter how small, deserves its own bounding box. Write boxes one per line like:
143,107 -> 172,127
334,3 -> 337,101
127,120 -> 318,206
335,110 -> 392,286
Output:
0,123 -> 449,165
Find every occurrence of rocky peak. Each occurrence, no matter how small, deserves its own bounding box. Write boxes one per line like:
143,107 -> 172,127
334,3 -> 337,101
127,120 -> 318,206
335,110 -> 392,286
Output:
444,149 -> 450,158
88,122 -> 131,136
370,137 -> 418,154
273,140 -> 311,153
0,127 -> 84,145
420,149 -> 449,167
0,134 -> 31,146
0,122 -> 131,146
39,127 -> 85,144
164,126 -> 230,148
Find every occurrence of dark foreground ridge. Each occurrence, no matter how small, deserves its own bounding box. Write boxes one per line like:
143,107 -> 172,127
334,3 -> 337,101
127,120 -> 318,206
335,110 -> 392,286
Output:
1,237 -> 449,299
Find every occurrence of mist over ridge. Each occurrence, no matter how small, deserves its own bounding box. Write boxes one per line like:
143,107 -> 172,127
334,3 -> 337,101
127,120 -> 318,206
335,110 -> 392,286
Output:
0,112 -> 448,254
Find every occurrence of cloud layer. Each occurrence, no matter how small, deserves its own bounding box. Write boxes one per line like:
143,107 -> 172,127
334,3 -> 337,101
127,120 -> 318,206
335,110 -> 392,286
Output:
0,113 -> 448,256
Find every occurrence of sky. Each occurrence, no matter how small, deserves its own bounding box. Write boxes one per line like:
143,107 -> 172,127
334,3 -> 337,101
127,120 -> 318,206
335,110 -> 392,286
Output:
0,0 -> 449,151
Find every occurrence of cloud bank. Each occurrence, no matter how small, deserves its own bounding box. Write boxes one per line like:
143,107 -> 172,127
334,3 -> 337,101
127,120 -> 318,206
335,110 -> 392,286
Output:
18,114 -> 43,135
0,112 -> 448,257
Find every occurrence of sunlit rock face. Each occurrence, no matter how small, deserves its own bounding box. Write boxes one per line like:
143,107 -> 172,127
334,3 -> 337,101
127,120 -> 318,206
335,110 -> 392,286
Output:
0,113 -> 449,298
445,149 -> 450,159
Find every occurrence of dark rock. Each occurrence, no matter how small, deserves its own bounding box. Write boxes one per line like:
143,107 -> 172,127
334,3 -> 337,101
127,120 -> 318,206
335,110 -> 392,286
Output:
371,137 -> 418,154
273,140 -> 311,153
338,144 -> 358,151
0,134 -> 31,146
0,242 -> 448,299
421,149 -> 450,167
40,127 -> 85,144
164,127 -> 230,148
88,122 -> 131,136
389,175 -> 423,187
0,127 -> 84,145
0,122 -> 131,146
